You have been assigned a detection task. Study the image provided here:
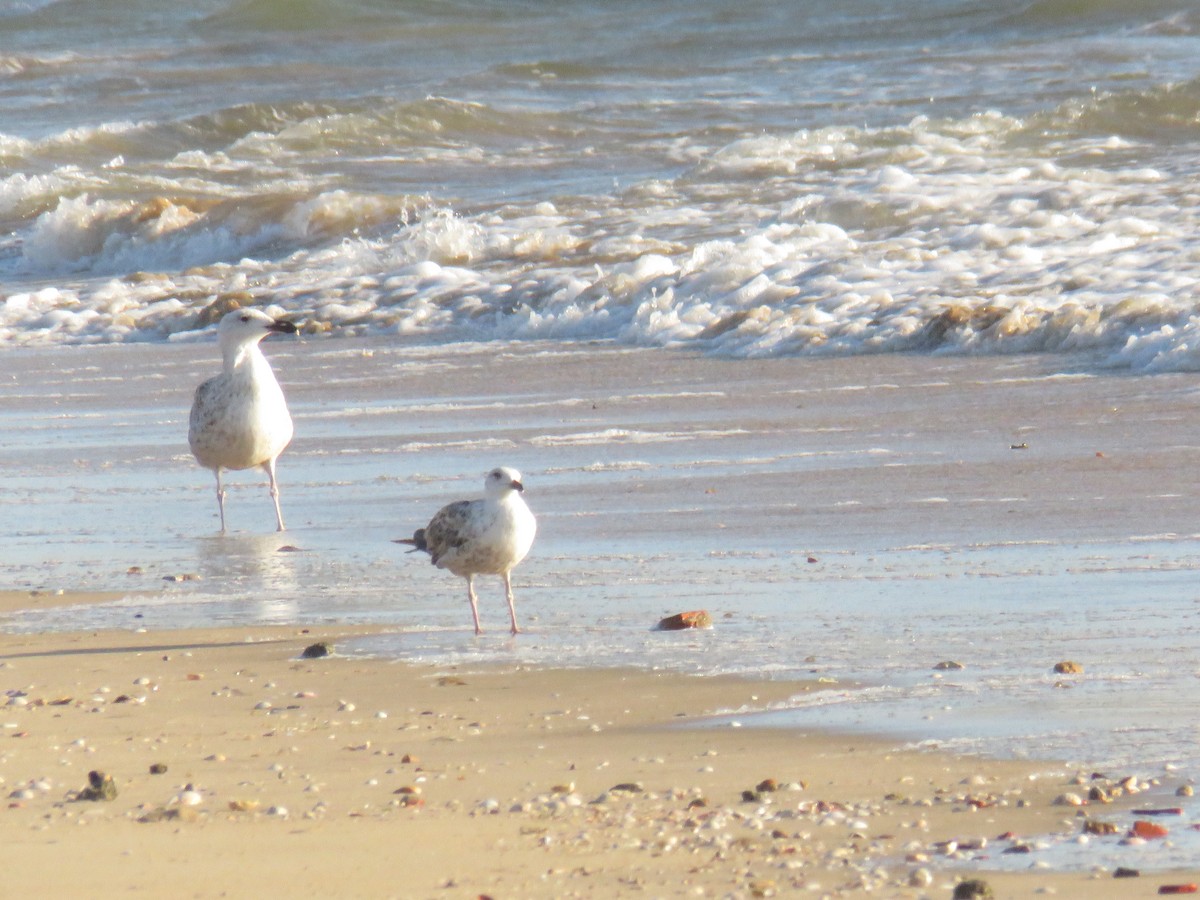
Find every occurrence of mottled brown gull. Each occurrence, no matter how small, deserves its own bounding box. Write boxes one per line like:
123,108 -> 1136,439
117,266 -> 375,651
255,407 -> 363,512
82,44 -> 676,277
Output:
188,308 -> 298,533
396,467 -> 537,635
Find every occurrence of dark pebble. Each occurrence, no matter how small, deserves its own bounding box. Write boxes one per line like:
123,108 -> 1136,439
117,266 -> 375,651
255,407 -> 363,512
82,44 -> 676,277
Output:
77,770 -> 118,801
953,880 -> 994,900
300,642 -> 330,659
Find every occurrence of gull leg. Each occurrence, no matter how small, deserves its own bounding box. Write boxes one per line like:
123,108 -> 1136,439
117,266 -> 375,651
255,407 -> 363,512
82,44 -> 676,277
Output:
502,571 -> 520,635
466,576 -> 482,635
215,468 -> 228,534
263,458 -> 286,532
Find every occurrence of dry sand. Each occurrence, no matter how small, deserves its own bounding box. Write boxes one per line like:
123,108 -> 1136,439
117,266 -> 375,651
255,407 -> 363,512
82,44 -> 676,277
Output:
2,592 -> 1197,899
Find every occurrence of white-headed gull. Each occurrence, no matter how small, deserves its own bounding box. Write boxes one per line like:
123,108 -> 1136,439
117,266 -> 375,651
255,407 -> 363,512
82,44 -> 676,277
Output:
188,308 -> 298,533
396,466 -> 537,635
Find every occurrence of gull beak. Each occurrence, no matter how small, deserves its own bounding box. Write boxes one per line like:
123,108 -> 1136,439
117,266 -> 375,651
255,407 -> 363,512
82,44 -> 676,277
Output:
268,319 -> 299,335
511,480 -> 524,492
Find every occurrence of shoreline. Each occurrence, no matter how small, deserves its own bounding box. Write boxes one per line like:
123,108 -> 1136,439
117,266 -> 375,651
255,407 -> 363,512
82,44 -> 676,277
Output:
2,605 -> 1198,897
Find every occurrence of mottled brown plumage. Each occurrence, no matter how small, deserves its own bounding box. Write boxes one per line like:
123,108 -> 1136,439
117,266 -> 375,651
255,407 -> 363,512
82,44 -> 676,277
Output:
396,467 -> 536,634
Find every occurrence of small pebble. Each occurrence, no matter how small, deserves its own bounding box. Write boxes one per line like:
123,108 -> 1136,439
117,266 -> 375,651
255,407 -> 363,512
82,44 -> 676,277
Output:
953,879 -> 994,900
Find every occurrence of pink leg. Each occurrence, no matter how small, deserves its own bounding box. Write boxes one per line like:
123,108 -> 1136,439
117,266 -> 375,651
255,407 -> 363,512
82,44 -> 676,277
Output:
466,576 -> 482,634
502,571 -> 520,635
215,468 -> 228,534
263,458 -> 286,532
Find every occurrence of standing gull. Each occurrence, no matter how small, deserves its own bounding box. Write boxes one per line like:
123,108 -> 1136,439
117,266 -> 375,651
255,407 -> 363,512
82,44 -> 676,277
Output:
188,308 -> 298,533
396,467 -> 537,635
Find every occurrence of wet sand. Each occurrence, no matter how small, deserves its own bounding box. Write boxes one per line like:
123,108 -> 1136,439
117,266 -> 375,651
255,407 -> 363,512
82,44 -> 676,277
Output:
2,612 -> 1197,899
5,338 -> 1200,892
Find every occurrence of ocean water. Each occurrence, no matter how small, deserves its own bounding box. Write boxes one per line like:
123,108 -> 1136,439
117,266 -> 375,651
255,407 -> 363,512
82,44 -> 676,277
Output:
3,0 -> 1200,368
5,0 -> 1200,871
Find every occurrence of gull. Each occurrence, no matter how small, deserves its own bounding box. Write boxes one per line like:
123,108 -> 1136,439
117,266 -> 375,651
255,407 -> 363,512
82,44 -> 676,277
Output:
188,308 -> 298,533
396,467 -> 537,635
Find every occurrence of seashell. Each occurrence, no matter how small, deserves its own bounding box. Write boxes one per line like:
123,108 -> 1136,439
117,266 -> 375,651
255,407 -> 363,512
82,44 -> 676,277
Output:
909,868 -> 933,888
1053,792 -> 1085,806
176,790 -> 203,807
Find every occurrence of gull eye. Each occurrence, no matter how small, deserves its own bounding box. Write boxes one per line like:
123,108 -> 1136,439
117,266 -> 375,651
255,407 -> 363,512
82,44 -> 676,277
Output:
239,314 -> 251,322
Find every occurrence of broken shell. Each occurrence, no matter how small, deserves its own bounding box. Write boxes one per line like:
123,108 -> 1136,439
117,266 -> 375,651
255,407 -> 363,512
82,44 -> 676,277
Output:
908,868 -> 933,888
1053,792 -> 1085,806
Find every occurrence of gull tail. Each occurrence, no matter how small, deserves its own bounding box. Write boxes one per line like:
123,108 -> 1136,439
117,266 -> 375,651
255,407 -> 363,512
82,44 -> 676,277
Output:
393,528 -> 429,554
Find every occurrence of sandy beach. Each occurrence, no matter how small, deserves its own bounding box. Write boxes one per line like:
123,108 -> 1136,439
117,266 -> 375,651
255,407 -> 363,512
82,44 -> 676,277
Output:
10,1 -> 1200,894
6,339 -> 1200,895
2,601 -> 1197,899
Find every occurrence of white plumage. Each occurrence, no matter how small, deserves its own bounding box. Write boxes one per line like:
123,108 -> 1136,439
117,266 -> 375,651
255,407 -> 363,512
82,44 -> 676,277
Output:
188,308 -> 298,533
397,466 -> 537,635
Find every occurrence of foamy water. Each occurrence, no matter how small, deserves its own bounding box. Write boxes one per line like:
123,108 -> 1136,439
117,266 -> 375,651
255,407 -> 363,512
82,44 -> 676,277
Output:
5,1 -> 1200,369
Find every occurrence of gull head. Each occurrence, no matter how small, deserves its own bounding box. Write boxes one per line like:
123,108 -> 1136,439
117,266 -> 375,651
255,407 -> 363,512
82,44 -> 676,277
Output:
484,466 -> 524,496
217,308 -> 298,350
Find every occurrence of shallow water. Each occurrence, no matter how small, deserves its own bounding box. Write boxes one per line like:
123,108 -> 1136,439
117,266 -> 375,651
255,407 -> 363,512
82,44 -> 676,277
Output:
4,339 -> 1200,798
